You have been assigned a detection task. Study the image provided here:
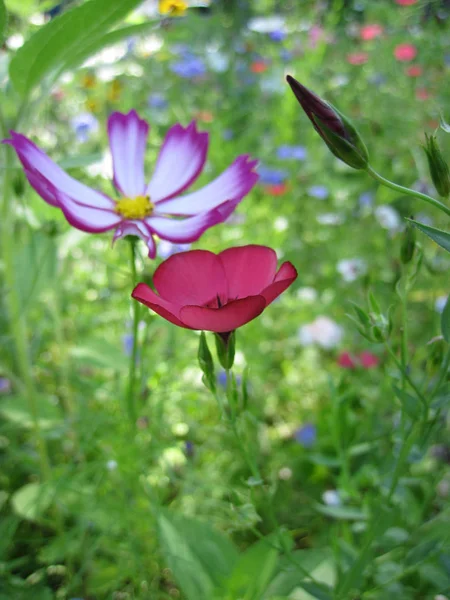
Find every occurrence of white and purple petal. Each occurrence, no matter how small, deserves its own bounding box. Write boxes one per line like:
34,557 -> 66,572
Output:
4,132 -> 115,209
55,191 -> 121,233
146,201 -> 236,244
154,155 -> 259,215
146,121 -> 208,202
107,111 -> 149,198
113,220 -> 156,258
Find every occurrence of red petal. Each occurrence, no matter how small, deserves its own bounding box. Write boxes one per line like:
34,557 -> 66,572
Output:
261,261 -> 297,304
153,250 -> 227,306
218,245 -> 278,300
180,295 -> 266,332
131,283 -> 187,328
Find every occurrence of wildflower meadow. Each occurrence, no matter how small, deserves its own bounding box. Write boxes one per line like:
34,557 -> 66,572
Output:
0,0 -> 450,598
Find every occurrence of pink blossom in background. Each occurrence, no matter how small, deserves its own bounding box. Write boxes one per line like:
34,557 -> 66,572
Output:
416,87 -> 431,101
4,111 -> 259,258
360,24 -> 383,41
346,52 -> 369,65
395,0 -> 417,5
406,65 -> 423,77
394,44 -> 417,61
308,25 -> 325,49
338,351 -> 380,369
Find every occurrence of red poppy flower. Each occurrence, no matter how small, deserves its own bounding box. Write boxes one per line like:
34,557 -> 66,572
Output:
251,61 -> 269,73
265,183 -> 289,196
394,44 -> 417,61
132,245 -> 297,333
360,24 -> 383,41
346,52 -> 369,65
406,64 -> 423,77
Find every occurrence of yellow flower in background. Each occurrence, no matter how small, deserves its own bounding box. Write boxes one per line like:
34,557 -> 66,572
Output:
159,0 -> 188,17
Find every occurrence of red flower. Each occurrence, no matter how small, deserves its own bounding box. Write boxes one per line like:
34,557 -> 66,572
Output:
395,0 -> 417,5
360,24 -> 383,41
394,44 -> 417,61
132,245 -> 297,333
346,52 -> 369,65
406,64 -> 422,77
251,61 -> 269,73
359,351 -> 379,369
265,183 -> 289,196
337,352 -> 356,369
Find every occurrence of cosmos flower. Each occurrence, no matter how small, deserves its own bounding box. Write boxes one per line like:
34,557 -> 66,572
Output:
132,245 -> 297,333
4,111 -> 259,257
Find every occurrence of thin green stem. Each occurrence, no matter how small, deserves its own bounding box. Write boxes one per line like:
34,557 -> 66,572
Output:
366,165 -> 450,218
126,239 -> 140,424
1,146 -> 51,481
384,342 -> 428,411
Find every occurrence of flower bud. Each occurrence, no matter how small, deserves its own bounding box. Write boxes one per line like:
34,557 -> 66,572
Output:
422,133 -> 450,198
214,331 -> 235,370
286,75 -> 369,170
198,332 -> 216,392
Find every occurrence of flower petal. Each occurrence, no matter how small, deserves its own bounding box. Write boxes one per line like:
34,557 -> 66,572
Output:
153,250 -> 227,306
4,132 -> 115,209
56,191 -> 121,233
156,155 -> 259,215
218,245 -> 278,300
180,296 -> 267,332
260,261 -> 298,304
147,121 -> 208,202
107,110 -> 149,198
132,283 -> 187,328
146,202 -> 233,244
113,220 -> 156,258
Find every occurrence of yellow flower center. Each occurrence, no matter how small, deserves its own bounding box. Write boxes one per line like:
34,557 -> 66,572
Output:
159,0 -> 188,16
116,195 -> 154,220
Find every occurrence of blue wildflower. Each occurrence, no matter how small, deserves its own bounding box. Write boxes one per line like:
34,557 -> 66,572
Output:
258,165 -> 288,185
294,423 -> 316,448
269,30 -> 287,42
0,378 -> 11,394
70,113 -> 99,143
358,191 -> 374,209
217,370 -> 242,388
276,145 -> 307,161
170,56 -> 206,78
148,93 -> 168,109
307,185 -> 329,200
280,49 -> 293,62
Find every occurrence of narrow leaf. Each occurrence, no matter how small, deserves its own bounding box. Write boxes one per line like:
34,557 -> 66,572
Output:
441,295 -> 450,343
407,219 -> 450,254
9,0 -> 144,97
0,0 -> 7,45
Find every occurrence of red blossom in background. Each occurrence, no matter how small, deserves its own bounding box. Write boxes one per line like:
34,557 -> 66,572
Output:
346,52 -> 369,65
394,43 -> 417,61
395,0 -> 417,5
132,245 -> 297,333
251,61 -> 269,73
406,65 -> 423,77
264,183 -> 289,196
360,24 -> 383,41
338,351 -> 380,369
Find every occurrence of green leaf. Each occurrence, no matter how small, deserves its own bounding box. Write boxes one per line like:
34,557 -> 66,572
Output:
9,0 -> 144,97
11,482 -> 53,522
392,385 -> 422,420
0,394 -> 62,429
441,295 -> 450,343
225,536 -> 279,600
314,504 -> 367,521
157,510 -> 238,600
407,219 -> 450,254
0,0 -> 6,45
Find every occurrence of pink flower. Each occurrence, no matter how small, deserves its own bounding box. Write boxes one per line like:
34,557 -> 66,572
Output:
346,52 -> 369,65
4,111 -> 259,258
360,24 -> 383,41
337,351 -> 380,369
359,351 -> 379,369
394,44 -> 417,62
132,245 -> 297,333
395,0 -> 417,5
416,87 -> 431,101
406,64 -> 423,77
338,352 -> 356,369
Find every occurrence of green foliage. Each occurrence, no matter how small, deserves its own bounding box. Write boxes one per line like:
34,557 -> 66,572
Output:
9,0 -> 145,97
0,0 -> 6,45
408,219 -> 450,254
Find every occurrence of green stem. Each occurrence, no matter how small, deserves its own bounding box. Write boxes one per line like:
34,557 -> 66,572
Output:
366,165 -> 450,218
1,146 -> 51,480
384,342 -> 428,411
126,239 -> 140,424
